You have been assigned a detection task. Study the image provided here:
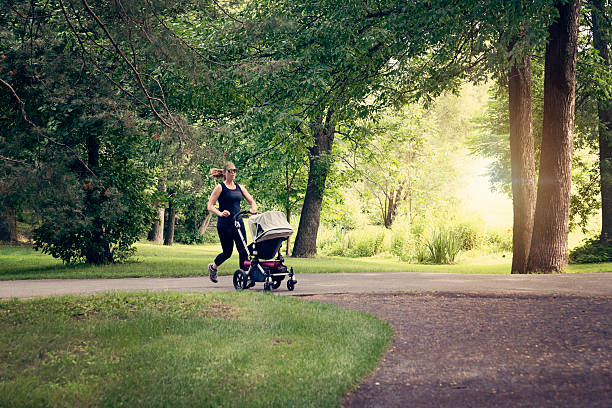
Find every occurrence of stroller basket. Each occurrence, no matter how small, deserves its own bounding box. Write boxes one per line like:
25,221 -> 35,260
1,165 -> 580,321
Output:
250,238 -> 285,260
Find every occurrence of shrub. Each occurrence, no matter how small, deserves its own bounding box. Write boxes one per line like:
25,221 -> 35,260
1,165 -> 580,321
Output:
345,230 -> 385,257
391,233 -> 406,259
174,224 -> 218,245
453,222 -> 481,250
425,228 -> 462,264
319,226 -> 385,257
570,237 -> 612,263
390,231 -> 424,262
174,230 -> 204,245
483,229 -> 513,252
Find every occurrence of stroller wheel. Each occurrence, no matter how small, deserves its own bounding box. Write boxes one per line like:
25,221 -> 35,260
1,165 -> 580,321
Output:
263,281 -> 271,292
233,269 -> 248,290
271,279 -> 282,290
287,279 -> 295,291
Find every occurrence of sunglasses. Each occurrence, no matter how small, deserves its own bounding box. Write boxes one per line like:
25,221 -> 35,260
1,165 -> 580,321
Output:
226,169 -> 237,174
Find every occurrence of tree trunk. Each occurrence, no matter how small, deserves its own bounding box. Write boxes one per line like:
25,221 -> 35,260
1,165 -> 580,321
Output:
527,0 -> 580,273
508,54 -> 536,274
292,110 -> 335,257
591,0 -> 612,244
164,203 -> 176,246
383,185 -> 404,228
285,208 -> 291,255
151,207 -> 165,244
0,207 -> 17,242
150,181 -> 166,244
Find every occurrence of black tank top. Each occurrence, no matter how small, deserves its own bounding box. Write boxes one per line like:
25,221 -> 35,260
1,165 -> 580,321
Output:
217,182 -> 243,225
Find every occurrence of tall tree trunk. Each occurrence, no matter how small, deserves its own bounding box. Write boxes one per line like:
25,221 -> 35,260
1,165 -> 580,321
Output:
151,207 -> 165,243
383,185 -> 404,228
508,53 -> 536,274
591,0 -> 612,244
164,202 -> 176,246
292,110 -> 335,257
150,181 -> 166,244
527,0 -> 580,273
285,208 -> 291,255
0,207 -> 17,242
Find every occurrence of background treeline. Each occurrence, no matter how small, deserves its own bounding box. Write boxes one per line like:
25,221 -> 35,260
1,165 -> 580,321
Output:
1,0 -> 611,271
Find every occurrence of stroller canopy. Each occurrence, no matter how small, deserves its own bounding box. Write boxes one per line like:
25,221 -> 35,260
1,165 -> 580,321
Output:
248,211 -> 293,243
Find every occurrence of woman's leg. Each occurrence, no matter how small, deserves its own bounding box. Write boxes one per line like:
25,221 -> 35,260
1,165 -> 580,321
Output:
213,224 -> 235,267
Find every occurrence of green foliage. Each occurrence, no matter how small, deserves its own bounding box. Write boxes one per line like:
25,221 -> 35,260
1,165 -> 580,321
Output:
453,222 -> 482,251
483,228 -> 513,252
425,228 -> 463,264
390,231 -> 426,262
319,227 -> 385,258
173,223 -> 218,245
570,237 -> 612,263
468,31 -> 608,233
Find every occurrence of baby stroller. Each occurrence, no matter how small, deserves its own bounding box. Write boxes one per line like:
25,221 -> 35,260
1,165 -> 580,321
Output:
232,210 -> 297,292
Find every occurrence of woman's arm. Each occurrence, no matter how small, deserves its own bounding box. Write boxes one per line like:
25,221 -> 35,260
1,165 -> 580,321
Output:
241,186 -> 258,213
207,185 -> 229,217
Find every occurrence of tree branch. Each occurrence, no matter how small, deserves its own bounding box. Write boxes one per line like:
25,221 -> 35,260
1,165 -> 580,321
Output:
79,0 -> 182,138
0,77 -> 97,177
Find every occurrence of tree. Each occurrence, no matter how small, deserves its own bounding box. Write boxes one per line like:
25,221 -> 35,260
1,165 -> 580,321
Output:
508,52 -> 537,273
226,0 -> 497,256
527,0 -> 581,272
0,0 -> 214,263
590,0 -> 612,243
293,110 -> 336,256
339,104 -> 438,228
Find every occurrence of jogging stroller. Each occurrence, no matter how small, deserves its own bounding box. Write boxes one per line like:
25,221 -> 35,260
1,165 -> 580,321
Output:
232,210 -> 297,292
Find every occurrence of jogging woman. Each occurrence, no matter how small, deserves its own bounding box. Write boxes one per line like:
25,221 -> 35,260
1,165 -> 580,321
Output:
207,162 -> 257,283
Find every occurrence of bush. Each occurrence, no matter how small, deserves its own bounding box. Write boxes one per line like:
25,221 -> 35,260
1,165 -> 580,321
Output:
425,228 -> 462,264
570,237 -> 612,263
344,230 -> 385,257
483,229 -> 513,252
174,230 -> 204,245
319,226 -> 385,257
174,224 -> 218,245
390,231 -> 425,262
453,222 -> 481,250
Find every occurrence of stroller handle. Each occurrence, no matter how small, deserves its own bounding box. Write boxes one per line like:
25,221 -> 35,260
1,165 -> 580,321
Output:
233,210 -> 257,221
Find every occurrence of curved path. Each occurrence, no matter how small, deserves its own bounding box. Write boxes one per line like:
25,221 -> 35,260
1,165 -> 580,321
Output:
1,271 -> 612,299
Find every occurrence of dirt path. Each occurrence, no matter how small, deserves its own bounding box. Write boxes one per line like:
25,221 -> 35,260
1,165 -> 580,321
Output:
307,292 -> 612,408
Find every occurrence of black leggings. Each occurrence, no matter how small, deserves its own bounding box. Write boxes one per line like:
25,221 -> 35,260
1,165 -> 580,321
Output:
214,221 -> 248,270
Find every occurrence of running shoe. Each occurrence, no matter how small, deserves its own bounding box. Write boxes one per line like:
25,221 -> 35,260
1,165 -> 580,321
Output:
208,263 -> 218,283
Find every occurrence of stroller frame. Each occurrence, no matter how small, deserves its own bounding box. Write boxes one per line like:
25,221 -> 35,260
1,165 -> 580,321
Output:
232,211 -> 297,292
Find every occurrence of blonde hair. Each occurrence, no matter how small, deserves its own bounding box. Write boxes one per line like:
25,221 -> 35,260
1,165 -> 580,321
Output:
210,161 -> 236,180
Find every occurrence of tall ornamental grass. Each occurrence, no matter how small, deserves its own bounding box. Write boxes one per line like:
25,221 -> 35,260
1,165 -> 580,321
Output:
425,228 -> 463,264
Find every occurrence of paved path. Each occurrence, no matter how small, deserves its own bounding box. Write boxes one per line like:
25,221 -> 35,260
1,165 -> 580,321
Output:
2,272 -> 612,299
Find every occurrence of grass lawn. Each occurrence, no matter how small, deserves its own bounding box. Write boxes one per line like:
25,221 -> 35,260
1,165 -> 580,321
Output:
0,291 -> 392,407
0,242 -> 610,280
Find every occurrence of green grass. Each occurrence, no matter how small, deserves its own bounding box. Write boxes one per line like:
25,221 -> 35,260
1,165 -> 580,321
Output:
0,291 -> 392,408
0,242 -> 610,280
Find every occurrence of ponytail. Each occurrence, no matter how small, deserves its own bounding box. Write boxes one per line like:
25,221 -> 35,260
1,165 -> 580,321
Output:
210,168 -> 224,179
210,161 -> 236,180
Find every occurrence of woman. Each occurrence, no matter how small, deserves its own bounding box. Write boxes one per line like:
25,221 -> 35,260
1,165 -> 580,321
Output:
207,162 -> 257,283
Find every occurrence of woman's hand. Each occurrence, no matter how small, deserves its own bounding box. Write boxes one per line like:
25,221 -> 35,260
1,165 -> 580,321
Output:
220,210 -> 230,217
249,209 -> 257,215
